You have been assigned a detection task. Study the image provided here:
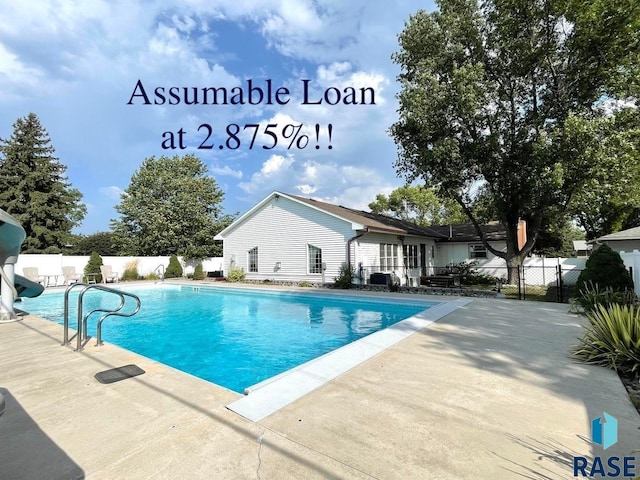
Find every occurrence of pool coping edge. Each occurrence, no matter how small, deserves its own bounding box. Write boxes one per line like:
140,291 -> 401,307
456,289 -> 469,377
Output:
226,298 -> 472,422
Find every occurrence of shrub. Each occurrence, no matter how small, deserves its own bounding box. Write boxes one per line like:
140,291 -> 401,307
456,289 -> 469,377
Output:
193,263 -> 206,280
165,255 -> 183,278
574,244 -> 634,295
84,252 -> 103,283
145,272 -> 160,281
226,266 -> 245,283
572,303 -> 640,381
121,259 -> 140,281
298,280 -> 312,287
334,263 -> 355,289
570,282 -> 636,315
452,260 -> 500,286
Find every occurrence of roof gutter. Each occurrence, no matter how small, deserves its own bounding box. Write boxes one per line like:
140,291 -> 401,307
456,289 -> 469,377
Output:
347,228 -> 370,269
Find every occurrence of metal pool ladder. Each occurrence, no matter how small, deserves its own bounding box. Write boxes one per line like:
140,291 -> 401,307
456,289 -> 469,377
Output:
61,283 -> 141,351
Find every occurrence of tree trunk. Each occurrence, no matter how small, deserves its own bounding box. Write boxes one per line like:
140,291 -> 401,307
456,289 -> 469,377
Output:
506,255 -> 521,286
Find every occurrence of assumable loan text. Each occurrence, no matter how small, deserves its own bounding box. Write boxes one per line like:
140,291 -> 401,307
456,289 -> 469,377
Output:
127,79 -> 376,106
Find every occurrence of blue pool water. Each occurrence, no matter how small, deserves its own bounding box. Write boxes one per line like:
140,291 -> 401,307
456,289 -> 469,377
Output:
21,285 -> 435,393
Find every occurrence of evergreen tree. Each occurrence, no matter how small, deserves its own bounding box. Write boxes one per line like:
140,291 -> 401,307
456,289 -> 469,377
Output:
575,244 -> 634,293
0,113 -> 86,252
165,255 -> 183,278
193,263 -> 205,280
84,252 -> 104,283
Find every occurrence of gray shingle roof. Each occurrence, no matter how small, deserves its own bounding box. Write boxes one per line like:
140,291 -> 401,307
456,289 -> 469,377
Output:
594,226 -> 640,242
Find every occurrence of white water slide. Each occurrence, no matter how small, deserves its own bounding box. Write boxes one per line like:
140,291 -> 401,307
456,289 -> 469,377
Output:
0,208 -> 44,321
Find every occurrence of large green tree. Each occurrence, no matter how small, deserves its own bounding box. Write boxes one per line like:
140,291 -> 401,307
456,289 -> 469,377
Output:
110,154 -> 233,259
390,0 -> 640,273
368,185 -> 467,225
0,113 -> 86,252
69,232 -> 117,256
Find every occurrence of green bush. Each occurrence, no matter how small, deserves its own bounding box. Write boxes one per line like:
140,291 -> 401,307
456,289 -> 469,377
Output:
226,266 -> 245,283
334,263 -> 355,289
572,303 -> 640,380
193,263 -> 206,280
298,280 -> 312,287
574,244 -> 634,295
165,255 -> 183,278
84,252 -> 103,283
145,272 -> 160,281
570,282 -> 636,315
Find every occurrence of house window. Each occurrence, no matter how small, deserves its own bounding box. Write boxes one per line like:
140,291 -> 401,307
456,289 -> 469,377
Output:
379,243 -> 398,271
469,244 -> 487,259
248,247 -> 258,272
308,245 -> 322,273
403,244 -> 418,268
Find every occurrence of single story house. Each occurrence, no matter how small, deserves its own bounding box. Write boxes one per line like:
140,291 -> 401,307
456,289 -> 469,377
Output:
428,222 -> 513,265
572,240 -> 592,258
214,191 -> 518,286
590,226 -> 640,254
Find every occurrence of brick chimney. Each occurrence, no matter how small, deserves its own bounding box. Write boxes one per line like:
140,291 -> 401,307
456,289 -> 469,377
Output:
517,219 -> 527,251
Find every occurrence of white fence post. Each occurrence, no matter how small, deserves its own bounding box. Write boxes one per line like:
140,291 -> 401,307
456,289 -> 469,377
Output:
619,250 -> 640,297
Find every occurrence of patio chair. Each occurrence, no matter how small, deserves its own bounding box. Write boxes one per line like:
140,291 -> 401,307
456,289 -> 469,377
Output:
100,265 -> 119,284
62,266 -> 82,286
22,267 -> 44,285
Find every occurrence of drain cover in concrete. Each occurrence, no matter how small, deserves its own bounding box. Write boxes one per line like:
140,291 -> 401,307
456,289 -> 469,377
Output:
94,365 -> 145,384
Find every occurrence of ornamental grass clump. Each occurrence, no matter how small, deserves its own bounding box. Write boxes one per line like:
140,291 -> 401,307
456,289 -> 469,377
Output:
121,259 -> 140,281
572,303 -> 640,381
570,282 -> 636,315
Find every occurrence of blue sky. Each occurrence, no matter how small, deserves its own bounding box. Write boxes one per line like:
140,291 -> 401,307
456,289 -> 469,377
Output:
0,0 -> 436,234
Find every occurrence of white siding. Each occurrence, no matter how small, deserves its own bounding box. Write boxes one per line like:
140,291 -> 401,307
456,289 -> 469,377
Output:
354,233 -> 436,285
222,196 -> 356,282
602,240 -> 640,253
435,241 -> 506,266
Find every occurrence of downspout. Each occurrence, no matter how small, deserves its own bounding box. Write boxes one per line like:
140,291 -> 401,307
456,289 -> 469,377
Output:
347,228 -> 370,279
397,235 -> 406,286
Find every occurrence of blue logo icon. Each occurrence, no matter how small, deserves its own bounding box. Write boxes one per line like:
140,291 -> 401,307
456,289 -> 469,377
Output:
592,412 -> 618,450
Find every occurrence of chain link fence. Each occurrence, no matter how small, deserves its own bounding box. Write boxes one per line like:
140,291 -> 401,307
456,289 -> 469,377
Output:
357,263 -> 587,303
471,264 -> 584,302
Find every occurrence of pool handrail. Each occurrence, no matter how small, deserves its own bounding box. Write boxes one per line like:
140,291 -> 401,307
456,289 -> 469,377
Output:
62,283 -> 141,351
95,292 -> 141,347
154,264 -> 165,281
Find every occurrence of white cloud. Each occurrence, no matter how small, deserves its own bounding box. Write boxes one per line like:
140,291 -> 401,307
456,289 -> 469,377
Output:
238,154 -> 295,193
99,185 -> 124,200
0,0 -> 432,233
238,157 -> 400,211
211,164 -> 243,179
296,184 -> 317,194
0,43 -> 44,89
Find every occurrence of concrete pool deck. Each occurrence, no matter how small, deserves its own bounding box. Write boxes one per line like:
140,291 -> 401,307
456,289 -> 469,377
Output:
1,292 -> 638,479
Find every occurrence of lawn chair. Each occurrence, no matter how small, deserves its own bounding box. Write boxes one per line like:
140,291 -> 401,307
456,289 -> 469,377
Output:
62,266 -> 82,286
22,267 -> 44,285
100,265 -> 119,284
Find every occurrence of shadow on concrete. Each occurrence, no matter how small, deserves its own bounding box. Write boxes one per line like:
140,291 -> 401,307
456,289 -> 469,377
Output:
0,388 -> 84,480
418,300 -> 640,462
493,434 -> 592,479
12,319 -> 360,479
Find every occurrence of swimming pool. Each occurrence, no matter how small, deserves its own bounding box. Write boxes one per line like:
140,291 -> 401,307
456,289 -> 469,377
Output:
21,284 -> 437,394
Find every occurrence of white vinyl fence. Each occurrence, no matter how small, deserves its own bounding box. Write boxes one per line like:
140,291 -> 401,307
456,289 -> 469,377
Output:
15,254 -> 224,287
473,256 -> 587,286
620,250 -> 640,297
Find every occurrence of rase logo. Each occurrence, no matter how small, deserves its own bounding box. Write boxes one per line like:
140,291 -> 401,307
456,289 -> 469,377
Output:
573,412 -> 637,478
592,412 -> 618,450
